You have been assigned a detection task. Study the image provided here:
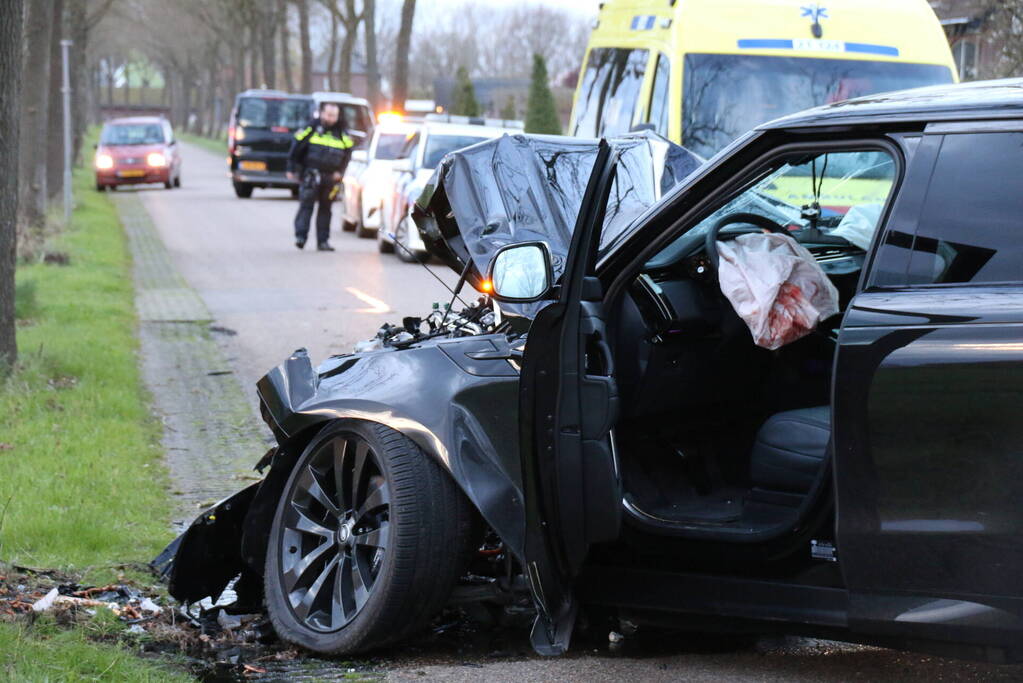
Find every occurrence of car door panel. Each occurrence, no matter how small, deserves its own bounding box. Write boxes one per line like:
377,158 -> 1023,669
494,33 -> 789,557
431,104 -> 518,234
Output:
519,141 -> 622,655
835,287 -> 1023,652
834,128 -> 1023,655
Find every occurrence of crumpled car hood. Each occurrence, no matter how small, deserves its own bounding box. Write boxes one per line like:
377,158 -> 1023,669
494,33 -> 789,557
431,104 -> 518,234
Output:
412,130 -> 702,312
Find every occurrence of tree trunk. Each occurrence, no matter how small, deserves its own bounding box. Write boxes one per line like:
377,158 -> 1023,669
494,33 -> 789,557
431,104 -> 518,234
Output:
260,4 -> 277,89
327,11 -> 338,90
364,0 -> 379,108
233,42 -> 244,97
0,0 -> 23,370
18,0 -> 53,231
247,23 -> 258,88
393,0 -> 416,112
338,26 -> 355,92
297,0 -> 313,92
279,0 -> 294,91
106,56 -> 114,105
69,0 -> 88,165
46,0 -> 64,200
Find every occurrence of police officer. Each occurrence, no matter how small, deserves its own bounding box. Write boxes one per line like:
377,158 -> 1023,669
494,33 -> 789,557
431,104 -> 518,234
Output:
287,102 -> 354,251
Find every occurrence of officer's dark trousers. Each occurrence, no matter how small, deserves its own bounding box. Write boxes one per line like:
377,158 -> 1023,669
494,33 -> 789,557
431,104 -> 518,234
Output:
294,172 -> 333,244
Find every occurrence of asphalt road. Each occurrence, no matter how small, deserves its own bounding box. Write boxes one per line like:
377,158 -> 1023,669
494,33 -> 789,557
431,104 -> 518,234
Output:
134,141 -> 460,393
132,142 -> 1023,681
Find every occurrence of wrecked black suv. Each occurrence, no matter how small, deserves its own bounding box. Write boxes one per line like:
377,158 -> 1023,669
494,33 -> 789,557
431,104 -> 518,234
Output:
159,79 -> 1023,663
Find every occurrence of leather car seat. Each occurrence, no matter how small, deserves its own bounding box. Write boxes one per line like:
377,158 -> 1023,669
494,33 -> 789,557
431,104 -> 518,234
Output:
749,406 -> 831,494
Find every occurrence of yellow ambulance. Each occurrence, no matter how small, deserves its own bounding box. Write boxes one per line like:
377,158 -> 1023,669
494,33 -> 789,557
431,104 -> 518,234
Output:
570,0 -> 958,161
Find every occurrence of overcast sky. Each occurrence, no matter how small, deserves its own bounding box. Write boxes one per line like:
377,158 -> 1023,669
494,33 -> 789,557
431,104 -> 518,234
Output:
420,0 -> 599,17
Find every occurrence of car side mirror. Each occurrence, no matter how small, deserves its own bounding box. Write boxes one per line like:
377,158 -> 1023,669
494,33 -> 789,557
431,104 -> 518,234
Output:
351,149 -> 368,163
486,241 -> 554,302
392,158 -> 413,173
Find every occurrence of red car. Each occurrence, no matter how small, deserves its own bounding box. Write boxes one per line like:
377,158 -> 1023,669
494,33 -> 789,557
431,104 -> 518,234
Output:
94,116 -> 182,191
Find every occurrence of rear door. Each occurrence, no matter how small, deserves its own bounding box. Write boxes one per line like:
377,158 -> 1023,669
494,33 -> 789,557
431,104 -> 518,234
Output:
236,96 -> 311,173
518,140 -> 622,655
834,125 -> 1023,658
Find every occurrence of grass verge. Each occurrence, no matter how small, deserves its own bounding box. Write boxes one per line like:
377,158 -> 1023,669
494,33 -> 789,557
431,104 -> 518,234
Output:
0,145 -> 188,679
178,131 -> 228,157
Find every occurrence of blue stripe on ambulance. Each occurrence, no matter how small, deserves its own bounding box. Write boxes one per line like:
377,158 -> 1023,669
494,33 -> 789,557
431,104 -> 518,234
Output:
737,39 -> 899,57
630,15 -> 657,30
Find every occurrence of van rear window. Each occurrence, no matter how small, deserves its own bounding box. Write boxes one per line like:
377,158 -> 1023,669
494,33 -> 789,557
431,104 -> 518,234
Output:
237,98 -> 310,130
572,47 -> 648,138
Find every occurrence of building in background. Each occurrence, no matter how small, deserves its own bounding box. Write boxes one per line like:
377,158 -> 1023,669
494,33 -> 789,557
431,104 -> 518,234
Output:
930,1 -> 1002,80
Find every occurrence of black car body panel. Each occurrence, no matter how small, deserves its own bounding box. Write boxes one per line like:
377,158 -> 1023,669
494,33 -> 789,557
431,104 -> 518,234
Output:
158,79 -> 1023,663
257,340 -> 528,561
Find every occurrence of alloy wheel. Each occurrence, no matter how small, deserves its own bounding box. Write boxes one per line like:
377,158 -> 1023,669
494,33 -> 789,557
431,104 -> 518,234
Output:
279,434 -> 391,633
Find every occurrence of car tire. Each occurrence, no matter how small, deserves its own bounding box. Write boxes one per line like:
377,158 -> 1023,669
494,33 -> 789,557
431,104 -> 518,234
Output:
355,222 -> 375,239
395,217 -> 417,263
175,174 -> 182,188
234,182 -> 254,199
95,183 -> 106,192
264,419 -> 477,655
165,179 -> 174,189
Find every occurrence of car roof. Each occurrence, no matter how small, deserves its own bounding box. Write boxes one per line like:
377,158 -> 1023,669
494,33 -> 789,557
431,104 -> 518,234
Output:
312,91 -> 370,107
762,78 -> 1023,130
237,89 -> 311,100
105,116 -> 166,125
422,122 -> 518,138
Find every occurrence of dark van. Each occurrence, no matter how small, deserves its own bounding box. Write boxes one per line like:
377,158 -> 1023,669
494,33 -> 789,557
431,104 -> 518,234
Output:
228,90 -> 313,198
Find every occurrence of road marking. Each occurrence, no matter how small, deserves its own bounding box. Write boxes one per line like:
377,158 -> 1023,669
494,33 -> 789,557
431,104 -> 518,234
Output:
346,287 -> 391,313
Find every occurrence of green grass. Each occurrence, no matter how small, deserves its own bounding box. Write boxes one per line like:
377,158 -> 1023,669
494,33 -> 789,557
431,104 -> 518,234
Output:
0,147 -> 191,679
0,615 -> 193,682
178,131 -> 228,157
0,162 -> 174,577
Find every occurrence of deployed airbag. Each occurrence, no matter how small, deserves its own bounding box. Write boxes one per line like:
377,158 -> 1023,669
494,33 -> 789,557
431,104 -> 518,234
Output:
717,233 -> 840,350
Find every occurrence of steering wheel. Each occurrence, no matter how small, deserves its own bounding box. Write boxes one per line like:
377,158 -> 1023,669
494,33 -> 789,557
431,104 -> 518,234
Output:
705,212 -> 791,272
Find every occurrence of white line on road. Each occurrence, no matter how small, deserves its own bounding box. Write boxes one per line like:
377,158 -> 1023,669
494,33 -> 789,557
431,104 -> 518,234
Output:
345,287 -> 392,313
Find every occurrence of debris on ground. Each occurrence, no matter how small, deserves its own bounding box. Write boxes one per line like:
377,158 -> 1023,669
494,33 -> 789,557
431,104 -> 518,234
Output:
0,567 -> 382,680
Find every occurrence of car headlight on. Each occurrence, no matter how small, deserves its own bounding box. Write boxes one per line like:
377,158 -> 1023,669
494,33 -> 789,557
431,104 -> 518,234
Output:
146,152 -> 167,167
95,154 -> 114,170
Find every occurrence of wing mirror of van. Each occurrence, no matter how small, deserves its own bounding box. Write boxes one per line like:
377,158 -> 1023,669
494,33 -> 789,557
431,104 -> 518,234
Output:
351,149 -> 368,163
486,241 -> 554,302
392,158 -> 414,173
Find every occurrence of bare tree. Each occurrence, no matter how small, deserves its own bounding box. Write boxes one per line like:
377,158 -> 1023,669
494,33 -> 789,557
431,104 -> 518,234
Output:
296,0 -> 313,92
320,0 -> 364,92
18,0 -> 53,231
279,0 -> 295,91
68,0 -> 117,164
257,1 -> 280,89
986,0 -> 1023,77
392,0 -> 415,110
0,0 -> 23,371
364,0 -> 379,107
46,0 -> 65,201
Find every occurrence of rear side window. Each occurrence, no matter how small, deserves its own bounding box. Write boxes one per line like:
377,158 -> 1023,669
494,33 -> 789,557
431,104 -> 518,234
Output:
906,132 -> 1023,285
237,98 -> 309,130
374,132 -> 412,160
572,47 -> 648,138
